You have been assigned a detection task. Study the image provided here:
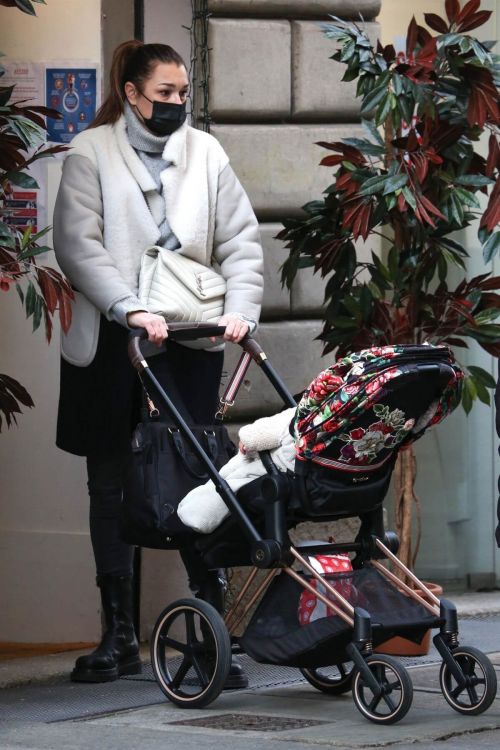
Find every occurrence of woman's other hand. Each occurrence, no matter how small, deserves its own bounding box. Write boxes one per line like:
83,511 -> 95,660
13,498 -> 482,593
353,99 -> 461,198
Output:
218,313 -> 249,343
127,311 -> 168,347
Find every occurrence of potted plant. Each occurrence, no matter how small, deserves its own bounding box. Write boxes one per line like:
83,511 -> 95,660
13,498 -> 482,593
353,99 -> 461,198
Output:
0,0 -> 73,430
279,0 -> 500,588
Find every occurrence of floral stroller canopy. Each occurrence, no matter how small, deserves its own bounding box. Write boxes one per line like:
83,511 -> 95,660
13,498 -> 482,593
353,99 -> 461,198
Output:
293,344 -> 463,472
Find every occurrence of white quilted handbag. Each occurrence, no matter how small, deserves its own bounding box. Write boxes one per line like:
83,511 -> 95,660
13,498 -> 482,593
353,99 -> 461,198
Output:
138,246 -> 226,323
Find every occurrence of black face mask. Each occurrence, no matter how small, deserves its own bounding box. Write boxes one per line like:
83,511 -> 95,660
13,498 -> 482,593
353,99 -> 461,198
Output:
137,92 -> 187,136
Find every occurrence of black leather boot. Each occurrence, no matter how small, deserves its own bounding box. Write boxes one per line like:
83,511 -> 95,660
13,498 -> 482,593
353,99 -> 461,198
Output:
71,575 -> 141,683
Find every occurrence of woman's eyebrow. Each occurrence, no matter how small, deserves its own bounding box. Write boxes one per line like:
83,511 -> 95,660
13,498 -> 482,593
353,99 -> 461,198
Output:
156,81 -> 189,87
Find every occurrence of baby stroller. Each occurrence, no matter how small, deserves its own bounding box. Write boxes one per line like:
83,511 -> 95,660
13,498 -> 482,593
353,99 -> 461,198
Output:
127,324 -> 497,725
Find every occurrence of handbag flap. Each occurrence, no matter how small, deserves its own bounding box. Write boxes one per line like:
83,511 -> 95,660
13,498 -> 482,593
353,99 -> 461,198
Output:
144,246 -> 226,301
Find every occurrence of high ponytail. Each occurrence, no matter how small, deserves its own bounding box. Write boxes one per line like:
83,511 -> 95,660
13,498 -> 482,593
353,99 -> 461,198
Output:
90,40 -> 186,128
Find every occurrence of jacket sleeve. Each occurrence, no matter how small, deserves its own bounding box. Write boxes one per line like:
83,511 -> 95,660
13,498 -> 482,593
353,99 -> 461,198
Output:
53,154 -> 141,318
212,164 -> 264,323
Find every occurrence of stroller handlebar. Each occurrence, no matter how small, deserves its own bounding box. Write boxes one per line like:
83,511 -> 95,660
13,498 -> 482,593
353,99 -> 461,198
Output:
127,323 -> 269,370
127,323 -> 228,370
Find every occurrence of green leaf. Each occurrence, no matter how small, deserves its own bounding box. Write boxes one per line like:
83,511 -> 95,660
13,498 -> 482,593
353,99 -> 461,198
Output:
14,0 -> 36,16
0,84 -> 15,106
382,173 -> 408,195
359,174 -> 389,196
462,382 -> 473,414
454,175 -> 494,187
482,232 -> 500,264
402,186 -> 417,212
0,222 -> 16,250
467,366 -> 496,389
25,281 -> 36,318
397,96 -> 413,126
473,379 -> 491,406
18,244 -> 51,261
4,171 -> 39,190
15,283 -> 24,304
32,294 -> 43,332
361,83 -> 391,114
453,188 -> 480,209
331,316 -> 358,329
375,92 -> 393,126
361,118 -> 384,146
342,138 -> 385,156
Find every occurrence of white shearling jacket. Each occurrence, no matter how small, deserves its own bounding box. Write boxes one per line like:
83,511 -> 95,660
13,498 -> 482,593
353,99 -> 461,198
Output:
53,116 -> 263,365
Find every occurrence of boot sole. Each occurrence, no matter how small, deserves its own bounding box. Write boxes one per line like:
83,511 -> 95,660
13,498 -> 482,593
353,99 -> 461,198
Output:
71,656 -> 142,683
223,674 -> 249,690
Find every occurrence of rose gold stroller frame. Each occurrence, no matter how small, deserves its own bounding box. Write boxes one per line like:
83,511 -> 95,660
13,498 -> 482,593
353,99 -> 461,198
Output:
224,538 -> 440,638
130,325 -> 497,721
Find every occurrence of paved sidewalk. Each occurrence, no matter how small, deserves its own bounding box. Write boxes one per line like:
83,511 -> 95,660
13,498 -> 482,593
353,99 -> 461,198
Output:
1,592 -> 500,749
1,654 -> 500,749
2,590 -> 499,690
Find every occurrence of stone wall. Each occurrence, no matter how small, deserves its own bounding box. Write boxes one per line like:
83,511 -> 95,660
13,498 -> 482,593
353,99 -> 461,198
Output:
203,0 -> 381,427
201,1 -> 381,592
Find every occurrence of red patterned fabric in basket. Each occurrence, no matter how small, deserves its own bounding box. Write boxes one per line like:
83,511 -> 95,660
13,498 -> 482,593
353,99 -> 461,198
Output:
298,554 -> 353,625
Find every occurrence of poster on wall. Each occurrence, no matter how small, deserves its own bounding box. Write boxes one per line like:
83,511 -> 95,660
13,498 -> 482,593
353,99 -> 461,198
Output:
1,61 -> 46,231
45,67 -> 97,143
0,59 -> 44,105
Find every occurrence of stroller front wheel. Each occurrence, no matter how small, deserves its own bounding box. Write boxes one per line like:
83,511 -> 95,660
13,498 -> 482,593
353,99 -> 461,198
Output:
151,598 -> 231,709
351,655 -> 413,724
439,645 -> 497,716
300,663 -> 353,695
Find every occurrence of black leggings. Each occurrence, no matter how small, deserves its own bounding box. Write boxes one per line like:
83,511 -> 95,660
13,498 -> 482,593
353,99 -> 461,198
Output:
87,341 -> 224,601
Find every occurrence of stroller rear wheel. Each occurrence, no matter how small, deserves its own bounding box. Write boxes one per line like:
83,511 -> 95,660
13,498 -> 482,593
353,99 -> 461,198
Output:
351,655 -> 413,724
151,598 -> 231,708
439,645 -> 497,716
300,663 -> 353,695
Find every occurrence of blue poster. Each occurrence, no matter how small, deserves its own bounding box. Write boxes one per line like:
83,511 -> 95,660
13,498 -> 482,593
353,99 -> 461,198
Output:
45,68 -> 97,143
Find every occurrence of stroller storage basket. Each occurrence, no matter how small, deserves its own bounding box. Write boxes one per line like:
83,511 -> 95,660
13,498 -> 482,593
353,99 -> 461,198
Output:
239,564 -> 441,669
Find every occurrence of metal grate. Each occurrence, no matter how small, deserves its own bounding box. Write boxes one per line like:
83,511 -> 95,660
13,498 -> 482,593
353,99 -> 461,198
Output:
168,713 -> 330,732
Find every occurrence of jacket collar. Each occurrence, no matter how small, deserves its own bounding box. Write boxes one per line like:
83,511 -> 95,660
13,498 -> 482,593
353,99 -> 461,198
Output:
114,116 -> 156,192
113,115 -> 189,186
162,119 -> 188,169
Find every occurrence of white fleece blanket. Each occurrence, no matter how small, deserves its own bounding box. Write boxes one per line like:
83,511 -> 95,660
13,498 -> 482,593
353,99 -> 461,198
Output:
177,408 -> 296,533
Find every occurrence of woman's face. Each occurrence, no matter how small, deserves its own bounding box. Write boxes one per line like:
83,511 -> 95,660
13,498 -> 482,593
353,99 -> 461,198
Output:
125,62 -> 189,116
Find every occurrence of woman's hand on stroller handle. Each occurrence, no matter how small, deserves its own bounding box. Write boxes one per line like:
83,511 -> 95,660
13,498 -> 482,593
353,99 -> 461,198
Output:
127,311 -> 168,347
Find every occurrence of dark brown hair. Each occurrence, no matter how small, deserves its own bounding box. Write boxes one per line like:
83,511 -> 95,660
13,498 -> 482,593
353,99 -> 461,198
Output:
90,40 -> 186,128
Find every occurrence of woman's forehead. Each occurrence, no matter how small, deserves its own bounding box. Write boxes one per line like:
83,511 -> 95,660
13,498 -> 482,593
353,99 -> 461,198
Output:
148,62 -> 189,87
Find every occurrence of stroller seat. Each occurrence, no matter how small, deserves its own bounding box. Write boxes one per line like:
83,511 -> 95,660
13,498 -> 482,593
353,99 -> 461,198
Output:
191,347 -> 461,569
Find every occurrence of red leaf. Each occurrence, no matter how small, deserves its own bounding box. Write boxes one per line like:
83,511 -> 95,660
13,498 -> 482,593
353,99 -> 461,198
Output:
37,268 -> 58,316
445,0 -> 460,23
479,341 -> 500,357
424,13 -> 449,33
458,10 -> 492,32
485,134 -> 500,178
420,193 -> 446,221
478,275 -> 500,291
397,192 -> 407,212
43,307 -> 53,344
479,292 -> 500,308
480,180 -> 500,232
58,287 -> 73,333
416,24 -> 433,45
406,16 -> 418,57
457,0 -> 481,21
442,337 -> 469,348
320,155 -> 344,167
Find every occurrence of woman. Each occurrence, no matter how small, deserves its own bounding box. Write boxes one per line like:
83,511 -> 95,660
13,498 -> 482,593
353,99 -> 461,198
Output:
53,40 -> 263,686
